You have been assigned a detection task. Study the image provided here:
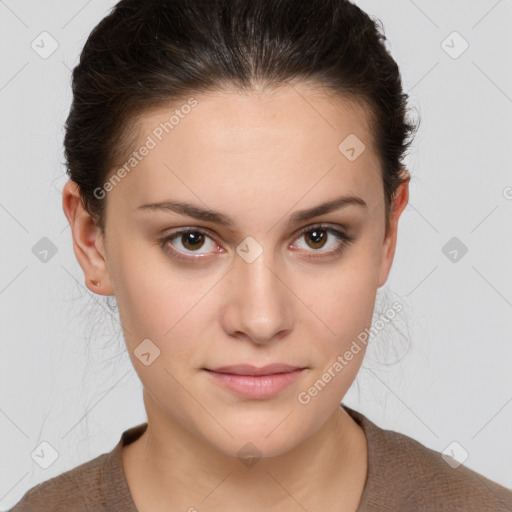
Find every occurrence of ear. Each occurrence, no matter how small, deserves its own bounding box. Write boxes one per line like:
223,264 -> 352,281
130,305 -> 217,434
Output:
377,172 -> 410,288
62,180 -> 114,295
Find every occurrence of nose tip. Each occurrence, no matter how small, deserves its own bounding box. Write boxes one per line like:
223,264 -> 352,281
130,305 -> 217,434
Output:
221,251 -> 293,345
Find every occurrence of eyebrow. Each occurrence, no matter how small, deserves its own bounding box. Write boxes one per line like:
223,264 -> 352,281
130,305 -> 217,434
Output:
135,194 -> 367,227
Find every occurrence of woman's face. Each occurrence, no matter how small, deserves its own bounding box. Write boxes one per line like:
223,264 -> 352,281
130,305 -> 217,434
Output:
70,83 -> 407,458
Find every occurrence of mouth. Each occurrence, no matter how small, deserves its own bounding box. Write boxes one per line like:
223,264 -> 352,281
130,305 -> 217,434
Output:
203,364 -> 308,399
204,363 -> 306,376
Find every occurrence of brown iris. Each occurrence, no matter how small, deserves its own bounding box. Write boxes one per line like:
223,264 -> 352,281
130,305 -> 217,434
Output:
304,229 -> 327,250
181,232 -> 205,251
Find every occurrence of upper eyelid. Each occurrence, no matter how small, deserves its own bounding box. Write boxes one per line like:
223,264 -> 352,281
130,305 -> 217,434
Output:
165,222 -> 346,240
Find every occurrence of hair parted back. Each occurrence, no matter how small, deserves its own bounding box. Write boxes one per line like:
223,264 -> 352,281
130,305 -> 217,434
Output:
64,0 -> 418,235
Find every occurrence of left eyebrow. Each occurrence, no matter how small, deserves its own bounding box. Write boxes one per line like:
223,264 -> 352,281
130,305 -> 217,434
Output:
135,194 -> 367,227
287,195 -> 367,225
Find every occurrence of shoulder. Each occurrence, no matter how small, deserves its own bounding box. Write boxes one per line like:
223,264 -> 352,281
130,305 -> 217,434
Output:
9,423 -> 146,512
344,405 -> 512,511
382,426 -> 512,511
9,451 -> 111,512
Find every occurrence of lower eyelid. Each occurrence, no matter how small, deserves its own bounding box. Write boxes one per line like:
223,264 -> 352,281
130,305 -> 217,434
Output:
292,228 -> 352,255
163,230 -> 218,256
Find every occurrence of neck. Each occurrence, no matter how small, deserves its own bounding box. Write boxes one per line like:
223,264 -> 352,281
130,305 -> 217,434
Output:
121,393 -> 367,512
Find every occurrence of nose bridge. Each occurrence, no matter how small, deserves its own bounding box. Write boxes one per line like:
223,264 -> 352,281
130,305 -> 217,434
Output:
226,236 -> 292,342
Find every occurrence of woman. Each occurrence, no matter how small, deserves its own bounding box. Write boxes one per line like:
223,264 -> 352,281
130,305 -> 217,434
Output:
11,0 -> 512,511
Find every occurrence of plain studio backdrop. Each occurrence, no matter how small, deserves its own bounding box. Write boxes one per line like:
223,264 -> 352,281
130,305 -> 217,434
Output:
1,0 -> 511,509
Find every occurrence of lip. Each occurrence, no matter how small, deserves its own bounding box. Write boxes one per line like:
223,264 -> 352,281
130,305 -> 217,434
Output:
204,364 -> 307,399
207,364 -> 304,376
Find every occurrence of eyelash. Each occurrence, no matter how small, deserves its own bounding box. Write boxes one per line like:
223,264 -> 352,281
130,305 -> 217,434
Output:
157,224 -> 354,262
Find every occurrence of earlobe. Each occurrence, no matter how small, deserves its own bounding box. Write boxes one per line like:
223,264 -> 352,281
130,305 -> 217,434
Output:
62,180 -> 114,295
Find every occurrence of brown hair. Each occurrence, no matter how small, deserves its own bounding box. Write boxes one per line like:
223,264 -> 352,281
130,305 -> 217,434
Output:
64,0 -> 418,235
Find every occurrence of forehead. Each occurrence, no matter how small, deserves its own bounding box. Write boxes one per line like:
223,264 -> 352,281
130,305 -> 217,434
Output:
108,84 -> 382,214
140,84 -> 374,154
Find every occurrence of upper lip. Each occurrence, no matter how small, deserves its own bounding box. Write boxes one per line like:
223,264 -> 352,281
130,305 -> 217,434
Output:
205,364 -> 305,376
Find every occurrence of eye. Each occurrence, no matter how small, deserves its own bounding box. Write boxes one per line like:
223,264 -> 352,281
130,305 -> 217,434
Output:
159,227 -> 220,259
158,224 -> 354,261
290,224 -> 354,259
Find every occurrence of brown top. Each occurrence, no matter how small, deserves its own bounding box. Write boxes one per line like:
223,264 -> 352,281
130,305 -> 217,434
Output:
10,404 -> 512,512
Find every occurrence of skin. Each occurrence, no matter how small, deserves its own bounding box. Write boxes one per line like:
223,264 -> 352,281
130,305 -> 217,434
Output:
62,81 -> 409,512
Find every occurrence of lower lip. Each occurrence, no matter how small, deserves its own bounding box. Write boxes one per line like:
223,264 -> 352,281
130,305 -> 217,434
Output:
204,369 -> 306,399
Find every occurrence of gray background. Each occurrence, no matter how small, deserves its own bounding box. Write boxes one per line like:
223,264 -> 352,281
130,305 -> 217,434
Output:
1,0 -> 511,508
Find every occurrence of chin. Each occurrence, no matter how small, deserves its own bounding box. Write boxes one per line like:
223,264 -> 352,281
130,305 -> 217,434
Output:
198,408 -> 315,460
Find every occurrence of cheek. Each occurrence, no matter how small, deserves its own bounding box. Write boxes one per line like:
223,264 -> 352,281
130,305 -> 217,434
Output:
298,244 -> 379,386
301,250 -> 379,336
109,234 -> 182,326
113,254 -> 207,404
294,269 -> 377,408
112,244 -> 221,373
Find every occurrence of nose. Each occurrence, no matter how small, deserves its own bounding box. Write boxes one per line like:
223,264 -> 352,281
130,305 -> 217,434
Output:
219,248 -> 294,345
